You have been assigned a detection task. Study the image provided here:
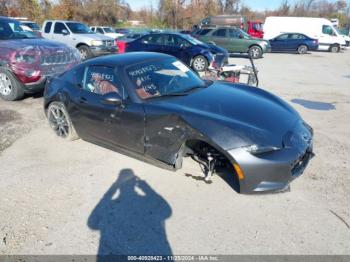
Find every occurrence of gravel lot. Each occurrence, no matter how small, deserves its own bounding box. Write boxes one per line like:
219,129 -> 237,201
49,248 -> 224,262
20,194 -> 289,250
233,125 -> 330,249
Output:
0,51 -> 349,255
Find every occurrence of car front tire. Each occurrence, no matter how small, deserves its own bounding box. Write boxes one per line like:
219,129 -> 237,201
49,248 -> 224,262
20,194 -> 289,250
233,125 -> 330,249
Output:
248,45 -> 263,59
192,55 -> 208,72
47,102 -> 79,141
297,45 -> 308,54
329,44 -> 340,53
0,68 -> 24,101
78,45 -> 93,60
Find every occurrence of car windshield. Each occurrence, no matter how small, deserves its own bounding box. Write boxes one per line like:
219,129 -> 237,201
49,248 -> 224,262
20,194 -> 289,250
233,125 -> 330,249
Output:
0,20 -> 38,39
23,22 -> 40,30
66,22 -> 93,34
336,28 -> 349,36
103,27 -> 114,33
181,34 -> 204,45
126,57 -> 208,100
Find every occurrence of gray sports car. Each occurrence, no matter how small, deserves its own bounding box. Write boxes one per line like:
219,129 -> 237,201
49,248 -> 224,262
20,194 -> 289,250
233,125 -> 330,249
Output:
44,52 -> 314,194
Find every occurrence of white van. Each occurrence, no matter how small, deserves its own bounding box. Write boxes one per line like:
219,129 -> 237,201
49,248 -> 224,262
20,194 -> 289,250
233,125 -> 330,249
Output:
264,16 -> 346,52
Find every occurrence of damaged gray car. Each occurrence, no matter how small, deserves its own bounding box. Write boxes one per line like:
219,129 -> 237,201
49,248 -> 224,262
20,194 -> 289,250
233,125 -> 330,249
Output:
44,52 -> 314,194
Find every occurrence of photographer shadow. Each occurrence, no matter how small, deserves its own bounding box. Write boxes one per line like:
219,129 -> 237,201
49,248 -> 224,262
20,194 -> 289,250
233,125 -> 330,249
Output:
88,169 -> 172,258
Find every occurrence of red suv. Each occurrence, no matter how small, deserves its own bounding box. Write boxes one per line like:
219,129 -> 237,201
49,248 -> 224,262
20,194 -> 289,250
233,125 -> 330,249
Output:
0,16 -> 80,101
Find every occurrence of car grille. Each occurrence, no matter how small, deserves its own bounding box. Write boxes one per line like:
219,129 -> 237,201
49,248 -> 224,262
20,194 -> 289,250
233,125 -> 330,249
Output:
40,51 -> 76,65
103,40 -> 114,47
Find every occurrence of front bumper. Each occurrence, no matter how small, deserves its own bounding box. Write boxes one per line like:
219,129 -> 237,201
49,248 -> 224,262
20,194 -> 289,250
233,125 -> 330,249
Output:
22,77 -> 47,94
227,122 -> 314,194
90,45 -> 118,56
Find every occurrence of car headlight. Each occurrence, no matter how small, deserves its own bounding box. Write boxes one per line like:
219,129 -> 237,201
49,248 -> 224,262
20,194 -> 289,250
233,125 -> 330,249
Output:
91,40 -> 103,46
15,54 -> 36,63
242,144 -> 280,155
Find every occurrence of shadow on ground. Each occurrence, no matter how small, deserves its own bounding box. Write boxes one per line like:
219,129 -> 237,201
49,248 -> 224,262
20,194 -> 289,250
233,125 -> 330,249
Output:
88,169 -> 172,259
291,99 -> 335,111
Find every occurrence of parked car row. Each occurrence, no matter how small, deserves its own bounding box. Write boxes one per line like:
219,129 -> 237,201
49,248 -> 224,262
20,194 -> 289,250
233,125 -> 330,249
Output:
0,14 -> 316,194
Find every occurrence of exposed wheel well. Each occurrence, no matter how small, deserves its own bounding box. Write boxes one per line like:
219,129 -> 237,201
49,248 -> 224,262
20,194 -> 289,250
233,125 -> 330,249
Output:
183,139 -> 240,192
76,43 -> 89,48
248,44 -> 262,51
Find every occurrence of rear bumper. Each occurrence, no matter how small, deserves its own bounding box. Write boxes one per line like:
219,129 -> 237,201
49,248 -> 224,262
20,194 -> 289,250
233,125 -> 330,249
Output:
90,45 -> 118,56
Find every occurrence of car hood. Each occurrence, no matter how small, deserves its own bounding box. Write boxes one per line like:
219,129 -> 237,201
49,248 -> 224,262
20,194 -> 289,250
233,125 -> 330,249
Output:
75,33 -> 114,41
104,32 -> 120,39
152,82 -> 301,149
0,38 -> 71,49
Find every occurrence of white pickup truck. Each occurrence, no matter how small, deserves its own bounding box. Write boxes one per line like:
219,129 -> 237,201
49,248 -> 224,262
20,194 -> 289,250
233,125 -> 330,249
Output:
42,20 -> 117,60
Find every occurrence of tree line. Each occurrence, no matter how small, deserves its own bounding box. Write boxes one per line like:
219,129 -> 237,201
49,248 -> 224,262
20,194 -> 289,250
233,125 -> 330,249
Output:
0,0 -> 349,29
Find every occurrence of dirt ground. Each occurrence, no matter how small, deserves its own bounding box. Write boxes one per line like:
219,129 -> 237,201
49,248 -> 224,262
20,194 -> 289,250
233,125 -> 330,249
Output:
0,50 -> 349,255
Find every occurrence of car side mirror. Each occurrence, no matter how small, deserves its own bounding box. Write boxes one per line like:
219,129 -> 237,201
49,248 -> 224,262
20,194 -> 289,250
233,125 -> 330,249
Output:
102,92 -> 122,106
62,29 -> 69,35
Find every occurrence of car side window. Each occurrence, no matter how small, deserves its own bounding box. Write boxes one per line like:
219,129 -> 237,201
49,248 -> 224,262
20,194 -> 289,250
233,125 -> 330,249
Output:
140,34 -> 164,45
54,22 -> 68,34
165,35 -> 190,48
322,25 -> 335,35
276,34 -> 289,40
198,29 -> 212,35
83,66 -> 128,99
290,34 -> 306,40
97,28 -> 104,34
229,29 -> 241,38
212,28 -> 226,38
44,22 -> 52,33
90,27 -> 95,32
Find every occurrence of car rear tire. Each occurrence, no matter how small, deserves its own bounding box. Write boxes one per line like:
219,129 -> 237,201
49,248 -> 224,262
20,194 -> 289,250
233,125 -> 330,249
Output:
0,67 -> 24,101
248,45 -> 263,59
47,102 -> 79,141
297,45 -> 308,54
192,55 -> 208,72
78,45 -> 93,60
329,44 -> 340,53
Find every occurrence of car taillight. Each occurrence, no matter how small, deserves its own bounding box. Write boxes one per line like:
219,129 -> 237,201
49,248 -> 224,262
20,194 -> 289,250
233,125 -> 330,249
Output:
117,41 -> 127,53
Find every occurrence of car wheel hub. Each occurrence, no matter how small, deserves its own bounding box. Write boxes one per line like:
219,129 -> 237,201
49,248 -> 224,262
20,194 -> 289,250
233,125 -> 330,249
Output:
251,48 -> 260,58
48,106 -> 69,138
0,73 -> 12,96
299,46 -> 306,53
193,58 -> 206,71
80,49 -> 87,60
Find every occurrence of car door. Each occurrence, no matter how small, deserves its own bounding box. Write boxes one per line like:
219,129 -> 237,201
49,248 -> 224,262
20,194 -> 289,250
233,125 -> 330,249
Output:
74,65 -> 145,154
228,28 -> 246,52
289,34 -> 303,50
136,34 -> 166,52
162,34 -> 191,64
270,34 -> 289,51
52,22 -> 70,44
210,28 -> 229,50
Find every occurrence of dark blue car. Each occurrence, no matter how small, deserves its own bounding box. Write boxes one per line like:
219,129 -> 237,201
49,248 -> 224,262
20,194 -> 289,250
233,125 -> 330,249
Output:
125,32 -> 228,72
269,33 -> 319,54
